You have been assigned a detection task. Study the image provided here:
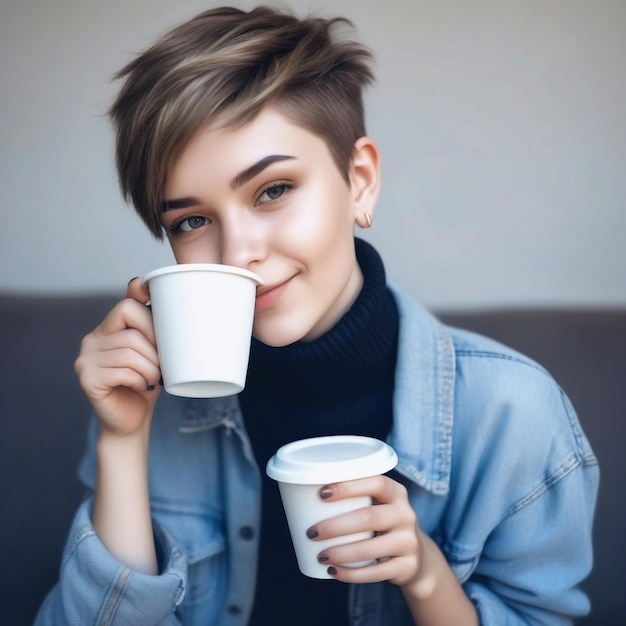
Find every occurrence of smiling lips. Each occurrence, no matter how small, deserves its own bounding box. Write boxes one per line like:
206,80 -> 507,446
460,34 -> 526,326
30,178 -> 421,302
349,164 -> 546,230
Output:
255,278 -> 292,313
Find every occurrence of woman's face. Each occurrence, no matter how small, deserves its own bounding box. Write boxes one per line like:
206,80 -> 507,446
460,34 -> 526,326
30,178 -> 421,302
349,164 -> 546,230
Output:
161,106 -> 379,347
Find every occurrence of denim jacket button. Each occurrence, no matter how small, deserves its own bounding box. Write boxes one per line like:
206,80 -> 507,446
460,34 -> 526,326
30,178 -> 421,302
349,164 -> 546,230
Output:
239,525 -> 255,540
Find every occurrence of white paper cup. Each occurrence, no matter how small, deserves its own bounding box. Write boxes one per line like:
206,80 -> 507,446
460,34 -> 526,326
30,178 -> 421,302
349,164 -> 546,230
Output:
266,435 -> 398,579
143,263 -> 262,398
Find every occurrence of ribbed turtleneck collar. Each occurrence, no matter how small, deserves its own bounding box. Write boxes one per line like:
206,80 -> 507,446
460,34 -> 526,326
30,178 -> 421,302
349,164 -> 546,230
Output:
243,238 -> 397,398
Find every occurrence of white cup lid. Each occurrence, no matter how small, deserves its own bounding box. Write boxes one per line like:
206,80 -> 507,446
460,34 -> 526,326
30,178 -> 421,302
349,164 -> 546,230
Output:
266,435 -> 398,485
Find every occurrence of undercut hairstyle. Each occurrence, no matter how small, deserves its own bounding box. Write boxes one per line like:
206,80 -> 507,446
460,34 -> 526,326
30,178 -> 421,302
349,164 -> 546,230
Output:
108,5 -> 375,239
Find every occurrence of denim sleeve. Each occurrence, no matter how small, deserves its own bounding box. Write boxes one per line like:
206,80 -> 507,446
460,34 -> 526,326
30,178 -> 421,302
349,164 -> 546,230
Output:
33,498 -> 187,626
463,399 -> 599,625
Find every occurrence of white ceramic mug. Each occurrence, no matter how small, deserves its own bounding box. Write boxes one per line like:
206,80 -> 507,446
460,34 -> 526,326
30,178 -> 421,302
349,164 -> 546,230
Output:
143,263 -> 262,398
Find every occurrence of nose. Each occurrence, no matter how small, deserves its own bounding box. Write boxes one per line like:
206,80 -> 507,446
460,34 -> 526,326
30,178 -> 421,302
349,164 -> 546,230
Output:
219,211 -> 267,270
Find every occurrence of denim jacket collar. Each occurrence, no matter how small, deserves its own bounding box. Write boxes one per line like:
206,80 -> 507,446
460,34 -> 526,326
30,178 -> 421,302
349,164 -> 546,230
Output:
178,395 -> 242,433
387,285 -> 455,496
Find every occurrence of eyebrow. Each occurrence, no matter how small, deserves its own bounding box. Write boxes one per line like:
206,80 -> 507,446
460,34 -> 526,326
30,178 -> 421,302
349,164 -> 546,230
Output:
230,154 -> 296,189
160,154 -> 296,213
161,197 -> 199,212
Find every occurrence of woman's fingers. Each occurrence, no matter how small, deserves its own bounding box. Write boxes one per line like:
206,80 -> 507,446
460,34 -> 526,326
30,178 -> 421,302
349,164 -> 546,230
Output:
88,365 -> 156,396
309,476 -> 415,539
72,280 -> 163,437
319,474 -> 405,505
90,327 -> 160,368
91,346 -> 161,388
325,554 -> 418,585
315,522 -> 420,585
317,526 -> 417,564
75,289 -> 161,403
306,475 -> 421,585
76,323 -> 160,394
96,297 -> 156,345
127,276 -> 151,304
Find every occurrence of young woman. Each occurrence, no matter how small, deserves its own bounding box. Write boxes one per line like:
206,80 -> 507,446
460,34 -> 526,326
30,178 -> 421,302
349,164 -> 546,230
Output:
36,7 -> 598,625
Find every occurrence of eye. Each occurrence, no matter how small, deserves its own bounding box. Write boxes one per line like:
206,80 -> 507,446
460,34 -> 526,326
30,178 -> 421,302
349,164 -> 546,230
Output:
171,215 -> 210,233
256,182 -> 293,204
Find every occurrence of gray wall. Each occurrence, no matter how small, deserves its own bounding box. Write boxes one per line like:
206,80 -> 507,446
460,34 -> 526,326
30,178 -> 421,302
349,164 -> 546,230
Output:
1,0 -> 624,309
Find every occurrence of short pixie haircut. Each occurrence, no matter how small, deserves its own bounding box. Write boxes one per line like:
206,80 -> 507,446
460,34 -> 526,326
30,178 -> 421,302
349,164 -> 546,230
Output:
108,5 -> 375,239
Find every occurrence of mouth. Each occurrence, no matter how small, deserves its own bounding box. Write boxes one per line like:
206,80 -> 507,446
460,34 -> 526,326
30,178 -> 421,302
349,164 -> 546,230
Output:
255,277 -> 293,313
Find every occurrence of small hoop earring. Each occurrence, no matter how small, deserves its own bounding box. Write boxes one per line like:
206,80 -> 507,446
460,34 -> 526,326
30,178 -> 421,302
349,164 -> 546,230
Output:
363,212 -> 372,228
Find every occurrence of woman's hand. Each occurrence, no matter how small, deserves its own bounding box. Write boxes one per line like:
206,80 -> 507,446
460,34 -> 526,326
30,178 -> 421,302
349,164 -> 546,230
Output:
307,476 -> 479,625
74,277 -> 161,437
306,475 -> 422,586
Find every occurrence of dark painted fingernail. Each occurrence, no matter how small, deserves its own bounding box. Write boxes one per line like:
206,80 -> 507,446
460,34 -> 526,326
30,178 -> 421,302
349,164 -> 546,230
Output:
327,566 -> 337,576
320,486 -> 332,499
317,553 -> 329,563
146,384 -> 156,391
306,528 -> 318,539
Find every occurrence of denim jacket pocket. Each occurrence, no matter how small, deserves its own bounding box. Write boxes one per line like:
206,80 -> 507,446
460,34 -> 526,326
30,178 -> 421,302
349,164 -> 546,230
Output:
152,499 -> 227,612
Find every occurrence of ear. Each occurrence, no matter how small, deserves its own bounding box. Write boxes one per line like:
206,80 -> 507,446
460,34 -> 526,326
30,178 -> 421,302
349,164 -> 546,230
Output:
349,136 -> 380,228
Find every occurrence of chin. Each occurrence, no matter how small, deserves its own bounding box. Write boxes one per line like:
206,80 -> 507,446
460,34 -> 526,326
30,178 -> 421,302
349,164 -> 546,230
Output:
252,319 -> 310,348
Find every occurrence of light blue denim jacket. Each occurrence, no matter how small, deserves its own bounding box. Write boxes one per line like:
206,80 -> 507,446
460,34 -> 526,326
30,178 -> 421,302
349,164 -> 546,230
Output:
36,286 -> 598,625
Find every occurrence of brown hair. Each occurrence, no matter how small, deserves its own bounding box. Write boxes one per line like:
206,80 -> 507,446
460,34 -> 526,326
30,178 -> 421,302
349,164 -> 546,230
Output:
108,5 -> 375,238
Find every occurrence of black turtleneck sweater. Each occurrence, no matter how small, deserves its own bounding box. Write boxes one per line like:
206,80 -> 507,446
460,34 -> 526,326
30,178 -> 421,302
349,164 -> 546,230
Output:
240,238 -> 399,626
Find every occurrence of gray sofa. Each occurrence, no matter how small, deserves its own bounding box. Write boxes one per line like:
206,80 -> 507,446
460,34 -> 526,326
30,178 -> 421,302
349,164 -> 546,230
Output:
1,293 -> 624,625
